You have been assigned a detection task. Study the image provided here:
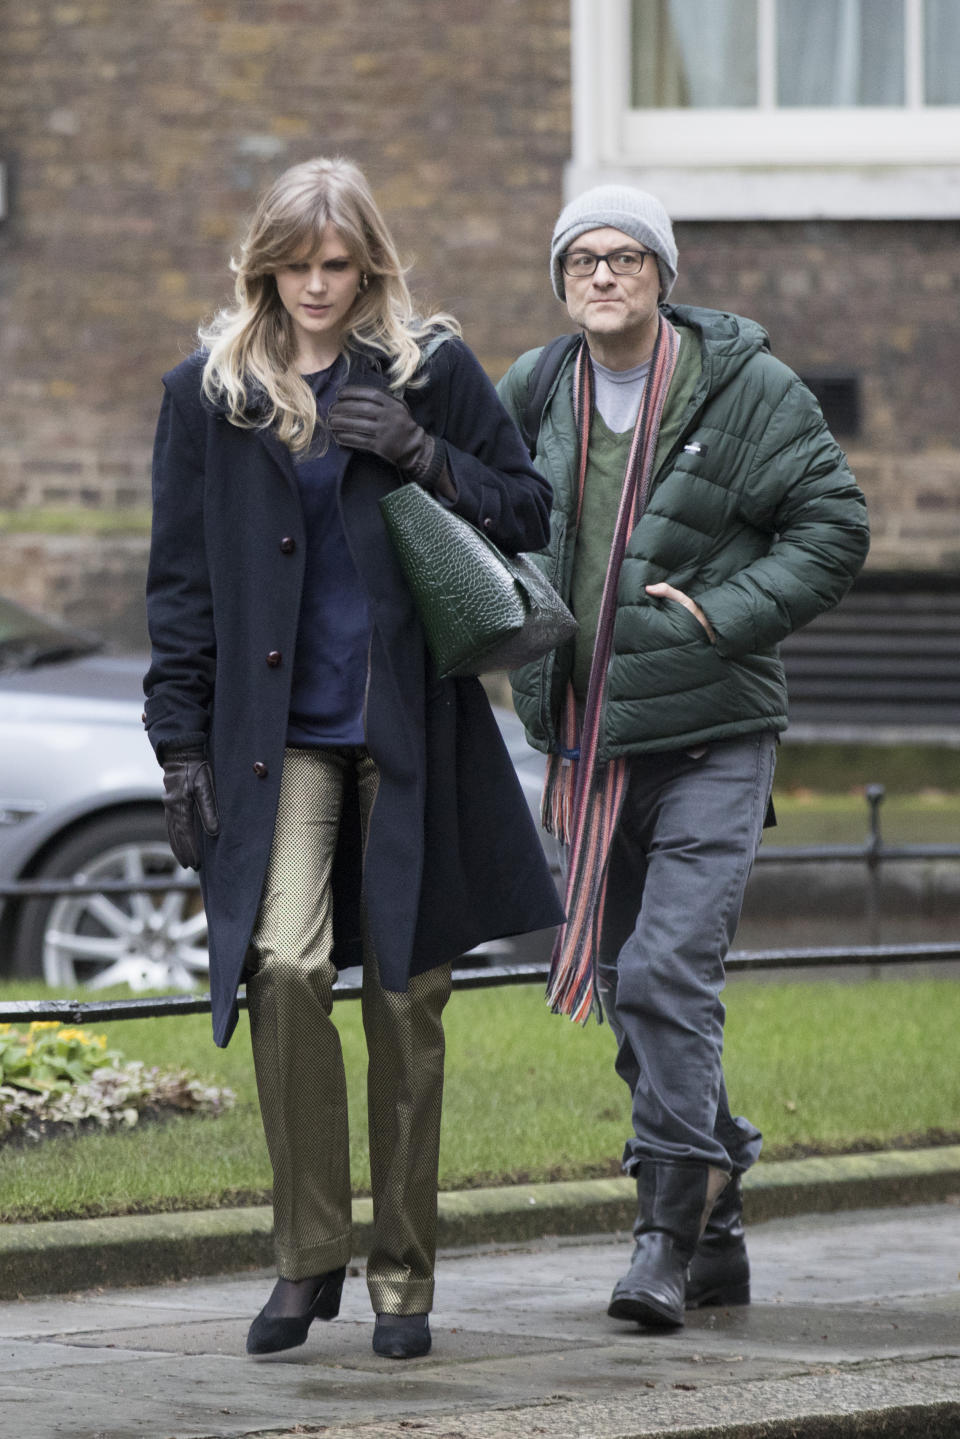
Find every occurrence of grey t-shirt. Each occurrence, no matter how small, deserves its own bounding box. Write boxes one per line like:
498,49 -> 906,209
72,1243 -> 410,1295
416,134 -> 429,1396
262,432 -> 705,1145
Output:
591,357 -> 651,433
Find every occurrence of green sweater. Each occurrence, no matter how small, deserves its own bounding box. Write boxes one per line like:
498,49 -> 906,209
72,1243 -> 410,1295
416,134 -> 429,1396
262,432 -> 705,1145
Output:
569,329 -> 702,699
497,305 -> 870,759
569,417 -> 631,699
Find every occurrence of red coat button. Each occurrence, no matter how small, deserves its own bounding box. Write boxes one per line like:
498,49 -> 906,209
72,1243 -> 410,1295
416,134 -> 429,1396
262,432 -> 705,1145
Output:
253,761 -> 268,777
266,651 -> 282,667
280,537 -> 295,554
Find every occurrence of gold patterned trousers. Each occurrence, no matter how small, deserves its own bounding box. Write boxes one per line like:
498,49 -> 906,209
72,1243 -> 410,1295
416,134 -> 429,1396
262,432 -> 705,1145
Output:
245,745 -> 452,1315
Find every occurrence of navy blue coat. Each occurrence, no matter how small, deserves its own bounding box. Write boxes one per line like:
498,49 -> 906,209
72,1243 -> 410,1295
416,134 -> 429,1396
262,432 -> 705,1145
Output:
144,337 -> 564,1046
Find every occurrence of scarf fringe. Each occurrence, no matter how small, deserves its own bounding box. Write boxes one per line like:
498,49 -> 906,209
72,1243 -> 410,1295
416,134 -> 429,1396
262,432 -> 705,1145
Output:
541,759 -> 574,845
541,688 -> 579,843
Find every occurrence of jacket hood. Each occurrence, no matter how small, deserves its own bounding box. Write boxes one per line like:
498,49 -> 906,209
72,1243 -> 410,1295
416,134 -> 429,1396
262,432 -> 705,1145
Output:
662,304 -> 770,393
515,305 -> 772,412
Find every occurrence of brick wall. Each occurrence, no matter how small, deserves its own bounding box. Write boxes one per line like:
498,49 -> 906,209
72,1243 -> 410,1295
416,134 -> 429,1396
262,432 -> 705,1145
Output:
0,0 -> 573,643
0,0 -> 571,443
1,532 -> 151,643
1,2 -> 958,645
676,221 -> 960,453
674,219 -> 960,573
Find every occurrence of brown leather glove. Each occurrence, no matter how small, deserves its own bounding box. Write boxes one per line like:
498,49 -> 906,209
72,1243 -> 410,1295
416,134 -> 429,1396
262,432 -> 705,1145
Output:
161,747 -> 220,870
328,385 -> 447,489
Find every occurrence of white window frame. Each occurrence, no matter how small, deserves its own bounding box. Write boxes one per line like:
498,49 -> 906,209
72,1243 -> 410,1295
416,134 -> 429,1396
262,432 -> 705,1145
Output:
569,0 -> 960,218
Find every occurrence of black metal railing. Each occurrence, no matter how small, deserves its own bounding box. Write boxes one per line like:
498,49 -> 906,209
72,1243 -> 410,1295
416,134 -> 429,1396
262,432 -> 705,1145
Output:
0,876 -> 198,899
752,784 -> 960,943
3,785 -> 957,909
754,784 -> 959,866
1,784 -> 957,1026
1,942 -> 959,1026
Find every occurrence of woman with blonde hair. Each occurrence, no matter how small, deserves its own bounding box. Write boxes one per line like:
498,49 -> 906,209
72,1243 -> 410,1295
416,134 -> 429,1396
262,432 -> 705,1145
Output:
144,157 -> 561,1359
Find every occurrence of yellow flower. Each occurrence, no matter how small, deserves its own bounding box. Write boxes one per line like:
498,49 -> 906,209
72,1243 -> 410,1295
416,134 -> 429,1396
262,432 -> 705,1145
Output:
57,1028 -> 98,1046
29,1021 -> 60,1032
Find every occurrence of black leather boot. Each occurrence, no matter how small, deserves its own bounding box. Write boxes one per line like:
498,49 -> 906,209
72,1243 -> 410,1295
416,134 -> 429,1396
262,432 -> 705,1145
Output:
685,1172 -> 750,1308
608,1162 -> 728,1329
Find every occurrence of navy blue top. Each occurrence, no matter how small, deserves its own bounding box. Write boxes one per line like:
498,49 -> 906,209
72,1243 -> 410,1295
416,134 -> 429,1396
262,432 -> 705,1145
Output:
286,360 -> 372,747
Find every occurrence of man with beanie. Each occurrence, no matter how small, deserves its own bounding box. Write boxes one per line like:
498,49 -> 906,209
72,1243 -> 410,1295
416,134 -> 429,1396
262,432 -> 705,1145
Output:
498,186 -> 869,1330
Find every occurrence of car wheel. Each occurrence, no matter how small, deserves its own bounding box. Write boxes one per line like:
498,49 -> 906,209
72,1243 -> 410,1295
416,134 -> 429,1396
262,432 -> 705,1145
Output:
11,808 -> 209,991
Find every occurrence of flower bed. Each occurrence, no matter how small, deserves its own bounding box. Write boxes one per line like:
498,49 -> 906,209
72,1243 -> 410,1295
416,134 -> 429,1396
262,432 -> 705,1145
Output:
0,1021 -> 234,1146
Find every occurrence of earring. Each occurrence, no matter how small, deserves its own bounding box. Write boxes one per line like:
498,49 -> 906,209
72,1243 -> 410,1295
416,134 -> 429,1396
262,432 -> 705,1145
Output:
359,273 -> 369,292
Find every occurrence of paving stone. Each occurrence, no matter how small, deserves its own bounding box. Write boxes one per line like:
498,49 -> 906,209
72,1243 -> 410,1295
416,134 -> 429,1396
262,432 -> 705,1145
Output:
0,1204 -> 957,1439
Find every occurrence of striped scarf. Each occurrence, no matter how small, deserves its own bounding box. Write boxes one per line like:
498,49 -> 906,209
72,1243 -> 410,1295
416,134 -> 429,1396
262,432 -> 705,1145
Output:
542,317 -> 681,1023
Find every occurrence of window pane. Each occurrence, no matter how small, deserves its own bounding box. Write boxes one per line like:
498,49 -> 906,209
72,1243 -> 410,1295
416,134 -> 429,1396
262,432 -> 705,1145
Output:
925,0 -> 960,103
632,0 -> 757,108
778,0 -> 904,106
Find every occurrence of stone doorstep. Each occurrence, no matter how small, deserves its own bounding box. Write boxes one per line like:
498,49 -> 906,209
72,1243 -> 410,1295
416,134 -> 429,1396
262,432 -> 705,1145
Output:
1,1145 -> 958,1302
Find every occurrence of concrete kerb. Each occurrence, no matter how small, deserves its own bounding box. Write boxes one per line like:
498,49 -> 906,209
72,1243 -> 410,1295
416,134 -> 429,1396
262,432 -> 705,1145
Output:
1,1144 -> 958,1301
249,1399 -> 960,1439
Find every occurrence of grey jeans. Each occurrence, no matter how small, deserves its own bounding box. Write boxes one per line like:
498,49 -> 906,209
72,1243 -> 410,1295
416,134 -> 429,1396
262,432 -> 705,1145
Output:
595,731 -> 776,1175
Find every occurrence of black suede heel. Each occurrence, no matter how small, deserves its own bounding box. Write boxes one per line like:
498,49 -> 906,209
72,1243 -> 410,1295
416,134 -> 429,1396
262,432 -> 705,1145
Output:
246,1266 -> 346,1355
372,1312 -> 431,1359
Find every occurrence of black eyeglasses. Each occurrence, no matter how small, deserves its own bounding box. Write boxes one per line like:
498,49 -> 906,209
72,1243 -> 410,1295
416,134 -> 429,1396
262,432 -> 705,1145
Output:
560,249 -> 653,279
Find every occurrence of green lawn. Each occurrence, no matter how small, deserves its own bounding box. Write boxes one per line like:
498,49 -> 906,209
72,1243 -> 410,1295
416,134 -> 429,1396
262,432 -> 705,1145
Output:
765,790 -> 960,846
1,976 -> 957,1223
772,743 -> 960,796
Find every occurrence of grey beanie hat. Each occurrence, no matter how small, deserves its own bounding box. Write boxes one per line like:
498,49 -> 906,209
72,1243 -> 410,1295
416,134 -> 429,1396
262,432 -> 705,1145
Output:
550,184 -> 678,301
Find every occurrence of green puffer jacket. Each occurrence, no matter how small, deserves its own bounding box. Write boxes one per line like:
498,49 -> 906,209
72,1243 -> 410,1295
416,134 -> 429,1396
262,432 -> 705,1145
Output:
498,304 -> 870,759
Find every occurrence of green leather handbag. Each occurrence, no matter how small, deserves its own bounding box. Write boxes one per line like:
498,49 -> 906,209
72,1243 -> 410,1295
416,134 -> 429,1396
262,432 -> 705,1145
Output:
379,481 -> 576,678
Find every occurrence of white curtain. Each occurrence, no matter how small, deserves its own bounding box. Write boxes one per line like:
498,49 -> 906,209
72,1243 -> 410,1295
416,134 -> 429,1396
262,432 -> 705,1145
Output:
925,0 -> 960,103
633,0 -> 914,110
666,0 -> 757,105
632,0 -> 757,107
777,0 -> 904,106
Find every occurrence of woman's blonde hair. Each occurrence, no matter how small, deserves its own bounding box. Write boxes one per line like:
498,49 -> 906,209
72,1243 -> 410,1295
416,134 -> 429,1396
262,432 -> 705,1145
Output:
199,156 -> 460,452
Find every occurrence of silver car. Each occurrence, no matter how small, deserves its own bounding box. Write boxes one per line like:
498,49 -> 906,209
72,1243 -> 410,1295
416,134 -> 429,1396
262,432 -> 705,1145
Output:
0,596 -> 556,989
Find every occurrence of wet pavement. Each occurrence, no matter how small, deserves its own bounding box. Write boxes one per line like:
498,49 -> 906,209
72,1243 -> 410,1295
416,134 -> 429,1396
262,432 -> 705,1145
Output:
1,1202 -> 958,1439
